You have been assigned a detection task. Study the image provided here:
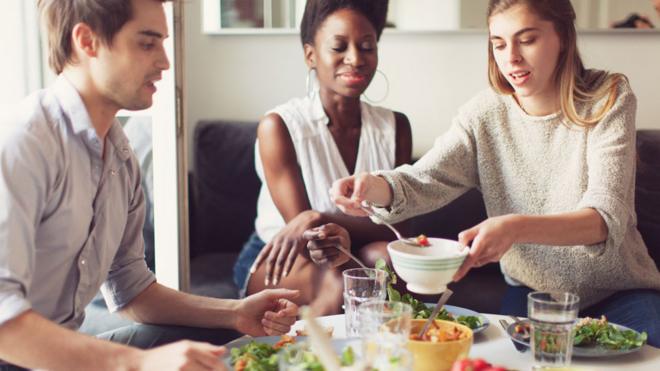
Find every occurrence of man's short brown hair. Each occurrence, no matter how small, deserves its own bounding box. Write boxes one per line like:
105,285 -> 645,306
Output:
38,0 -> 170,74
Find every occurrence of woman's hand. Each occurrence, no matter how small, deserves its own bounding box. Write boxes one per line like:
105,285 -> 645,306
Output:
329,173 -> 392,216
250,210 -> 322,286
302,223 -> 352,268
452,215 -> 519,282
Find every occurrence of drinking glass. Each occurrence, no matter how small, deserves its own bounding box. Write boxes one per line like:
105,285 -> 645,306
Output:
343,268 -> 387,337
527,291 -> 580,370
358,300 -> 413,344
278,342 -> 311,371
359,300 -> 413,371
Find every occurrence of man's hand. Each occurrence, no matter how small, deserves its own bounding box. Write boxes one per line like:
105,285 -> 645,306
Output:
303,223 -> 351,268
137,340 -> 226,370
235,289 -> 300,336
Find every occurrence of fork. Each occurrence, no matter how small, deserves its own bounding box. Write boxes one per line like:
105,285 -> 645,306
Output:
499,319 -> 528,353
509,315 -> 531,339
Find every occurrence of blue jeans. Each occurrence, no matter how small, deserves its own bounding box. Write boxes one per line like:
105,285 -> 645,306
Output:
500,285 -> 660,348
0,365 -> 26,371
97,323 -> 241,348
233,232 -> 266,298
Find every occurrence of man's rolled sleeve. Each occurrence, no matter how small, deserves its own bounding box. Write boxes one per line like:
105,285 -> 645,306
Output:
0,285 -> 31,325
0,124 -> 50,326
101,159 -> 156,312
101,261 -> 155,313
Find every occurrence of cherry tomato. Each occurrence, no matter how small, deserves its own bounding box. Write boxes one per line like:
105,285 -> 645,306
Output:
416,234 -> 430,246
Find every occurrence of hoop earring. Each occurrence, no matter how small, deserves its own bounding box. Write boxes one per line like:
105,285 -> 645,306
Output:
362,69 -> 390,104
306,68 -> 318,98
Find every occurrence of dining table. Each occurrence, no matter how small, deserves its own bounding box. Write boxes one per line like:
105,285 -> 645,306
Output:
287,312 -> 660,371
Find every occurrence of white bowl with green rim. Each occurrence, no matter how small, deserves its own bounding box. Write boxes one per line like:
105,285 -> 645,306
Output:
387,238 -> 468,294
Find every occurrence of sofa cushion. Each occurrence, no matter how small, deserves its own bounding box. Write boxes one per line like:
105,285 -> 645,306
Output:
190,120 -> 261,257
636,130 -> 660,269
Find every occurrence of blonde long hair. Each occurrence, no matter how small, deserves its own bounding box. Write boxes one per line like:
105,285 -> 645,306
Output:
487,0 -> 623,127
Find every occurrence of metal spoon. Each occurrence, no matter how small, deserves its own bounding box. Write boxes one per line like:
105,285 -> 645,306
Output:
499,318 -> 529,353
360,202 -> 421,247
417,289 -> 454,339
334,245 -> 369,269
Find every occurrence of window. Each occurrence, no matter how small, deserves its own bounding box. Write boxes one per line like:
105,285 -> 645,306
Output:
0,2 -> 190,291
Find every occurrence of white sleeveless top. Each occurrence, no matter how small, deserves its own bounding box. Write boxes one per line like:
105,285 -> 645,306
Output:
254,94 -> 397,242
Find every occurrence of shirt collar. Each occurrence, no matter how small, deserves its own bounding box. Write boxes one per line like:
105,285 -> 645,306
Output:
52,75 -> 132,162
310,93 -> 330,126
51,75 -> 95,135
310,92 -> 369,128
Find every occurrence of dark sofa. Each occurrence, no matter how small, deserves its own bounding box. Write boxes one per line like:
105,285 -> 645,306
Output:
188,121 -> 660,313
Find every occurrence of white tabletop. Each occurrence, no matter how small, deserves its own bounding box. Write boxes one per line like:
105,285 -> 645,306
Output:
290,313 -> 660,371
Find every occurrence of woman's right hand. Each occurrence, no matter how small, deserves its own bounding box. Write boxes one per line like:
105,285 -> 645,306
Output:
302,223 -> 352,268
329,173 -> 393,216
250,210 -> 321,286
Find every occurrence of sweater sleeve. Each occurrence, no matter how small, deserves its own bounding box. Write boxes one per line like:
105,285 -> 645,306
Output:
371,115 -> 479,224
576,81 -> 637,257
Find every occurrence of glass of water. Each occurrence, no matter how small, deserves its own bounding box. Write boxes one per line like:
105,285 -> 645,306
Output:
358,300 -> 413,344
343,268 -> 387,337
359,300 -> 413,371
527,291 -> 580,370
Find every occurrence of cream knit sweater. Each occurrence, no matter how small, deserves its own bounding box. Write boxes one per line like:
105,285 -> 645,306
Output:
374,77 -> 660,308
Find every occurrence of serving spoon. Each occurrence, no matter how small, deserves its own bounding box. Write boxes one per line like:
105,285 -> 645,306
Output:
417,289 -> 454,339
359,202 -> 421,247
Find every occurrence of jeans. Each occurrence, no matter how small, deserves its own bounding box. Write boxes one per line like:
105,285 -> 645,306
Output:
0,366 -> 26,371
500,285 -> 660,347
233,232 -> 266,298
97,323 -> 241,348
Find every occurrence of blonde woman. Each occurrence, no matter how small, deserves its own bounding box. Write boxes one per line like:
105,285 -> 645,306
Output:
330,0 -> 660,346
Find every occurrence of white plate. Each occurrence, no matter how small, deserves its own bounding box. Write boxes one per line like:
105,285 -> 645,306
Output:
223,335 -> 361,368
505,319 -> 645,357
427,304 -> 490,334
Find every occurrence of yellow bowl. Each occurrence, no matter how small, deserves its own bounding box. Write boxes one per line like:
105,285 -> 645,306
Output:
406,319 -> 473,371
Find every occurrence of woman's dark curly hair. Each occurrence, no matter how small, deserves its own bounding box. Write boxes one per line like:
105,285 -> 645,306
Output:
300,0 -> 389,46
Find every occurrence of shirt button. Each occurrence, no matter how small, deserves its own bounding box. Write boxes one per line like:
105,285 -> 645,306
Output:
111,170 -> 117,176
81,259 -> 86,265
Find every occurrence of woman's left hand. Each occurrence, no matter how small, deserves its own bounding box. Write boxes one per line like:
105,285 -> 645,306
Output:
453,215 -> 519,282
251,210 -> 322,286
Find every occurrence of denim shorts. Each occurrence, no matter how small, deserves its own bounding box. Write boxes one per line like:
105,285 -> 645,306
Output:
233,232 -> 266,298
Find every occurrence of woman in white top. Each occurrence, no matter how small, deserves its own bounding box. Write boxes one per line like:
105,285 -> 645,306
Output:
233,0 -> 412,315
331,0 -> 660,345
